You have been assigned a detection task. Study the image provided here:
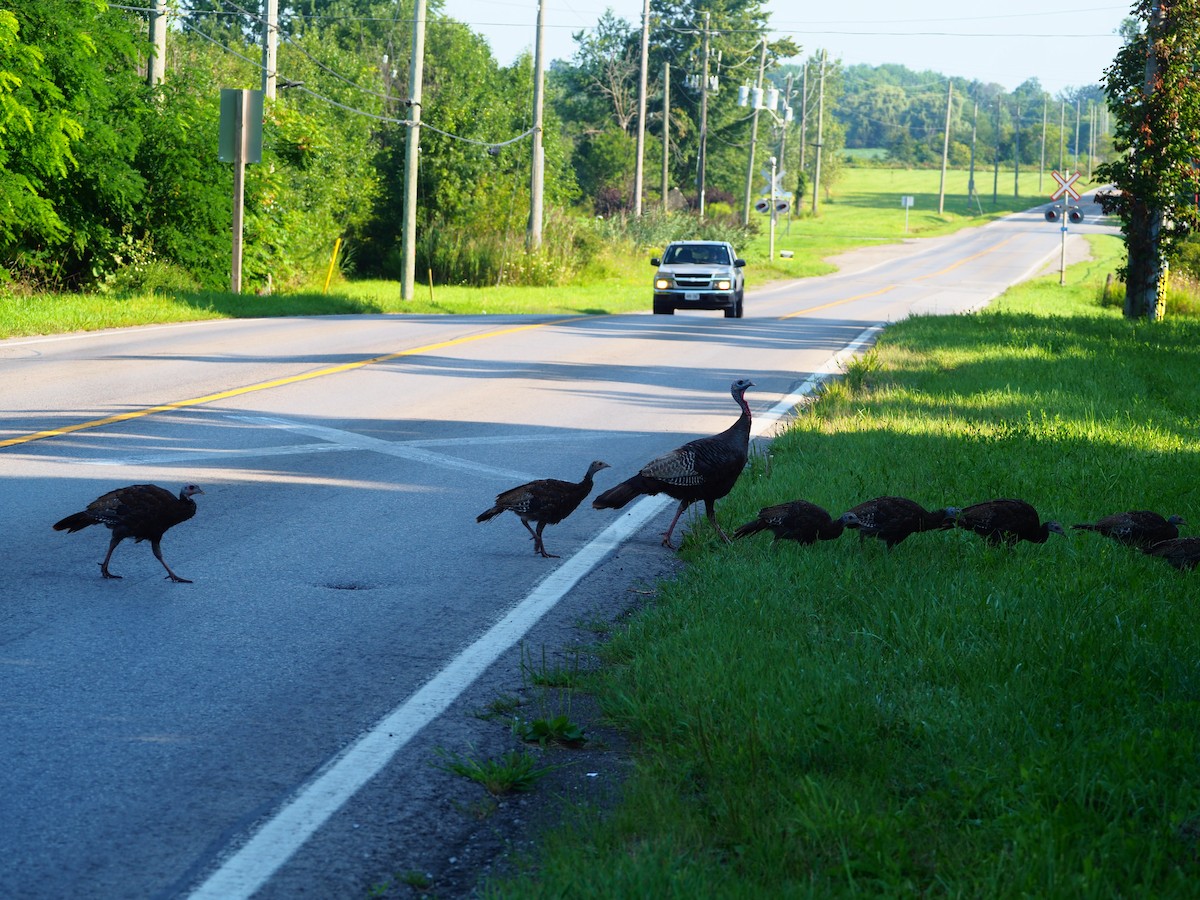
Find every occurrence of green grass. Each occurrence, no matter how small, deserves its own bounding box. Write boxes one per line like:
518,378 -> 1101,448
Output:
435,747 -> 558,797
0,166 -> 1102,338
483,233 -> 1200,897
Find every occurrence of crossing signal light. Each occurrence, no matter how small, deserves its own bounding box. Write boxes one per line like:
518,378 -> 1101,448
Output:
1068,207 -> 1084,224
775,200 -> 791,214
1044,208 -> 1059,222
754,199 -> 771,214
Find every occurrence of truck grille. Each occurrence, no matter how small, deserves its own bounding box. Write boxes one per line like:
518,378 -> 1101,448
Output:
675,274 -> 715,289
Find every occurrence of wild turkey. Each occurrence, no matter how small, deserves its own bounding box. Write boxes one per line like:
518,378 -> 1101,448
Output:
1072,510 -> 1185,548
1143,537 -> 1200,570
53,483 -> 204,582
477,460 -> 610,558
733,499 -> 858,545
593,379 -> 754,549
843,496 -> 959,548
954,498 -> 1065,546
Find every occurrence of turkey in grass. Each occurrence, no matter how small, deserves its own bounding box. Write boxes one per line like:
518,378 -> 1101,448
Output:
593,379 -> 754,549
477,460 -> 610,558
1143,537 -> 1200,570
53,483 -> 203,582
1072,510 -> 1185,549
953,498 -> 1065,546
843,496 -> 959,549
733,499 -> 859,545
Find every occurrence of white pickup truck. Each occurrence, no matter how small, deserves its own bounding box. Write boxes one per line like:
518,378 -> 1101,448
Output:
650,240 -> 747,318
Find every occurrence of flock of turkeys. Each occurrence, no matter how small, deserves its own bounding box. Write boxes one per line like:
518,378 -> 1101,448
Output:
52,379 -> 1197,580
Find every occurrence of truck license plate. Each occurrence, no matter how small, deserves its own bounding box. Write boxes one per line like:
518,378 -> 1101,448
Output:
684,292 -> 700,301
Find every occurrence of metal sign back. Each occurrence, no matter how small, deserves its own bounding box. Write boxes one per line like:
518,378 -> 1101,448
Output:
219,89 -> 264,164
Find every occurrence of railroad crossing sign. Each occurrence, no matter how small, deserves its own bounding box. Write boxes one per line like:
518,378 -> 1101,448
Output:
1050,169 -> 1082,201
760,167 -> 792,200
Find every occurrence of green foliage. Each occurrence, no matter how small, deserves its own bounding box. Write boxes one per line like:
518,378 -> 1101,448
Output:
512,715 -> 587,748
573,126 -> 637,204
436,747 -> 556,796
1095,0 -> 1200,316
0,0 -> 145,285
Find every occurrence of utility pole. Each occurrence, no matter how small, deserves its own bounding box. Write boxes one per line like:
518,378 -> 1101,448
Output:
1088,101 -> 1096,178
400,0 -> 426,300
1059,100 -> 1066,171
992,97 -> 1001,206
968,99 -> 979,214
1039,99 -> 1047,193
1080,98 -> 1089,169
697,11 -> 711,219
937,79 -> 952,214
633,0 -> 650,216
661,61 -> 670,214
528,0 -> 546,249
743,39 -> 767,225
262,0 -> 279,100
798,61 -> 808,174
1014,105 -> 1020,198
148,1 -> 167,86
811,49 -> 826,215
779,72 -> 794,232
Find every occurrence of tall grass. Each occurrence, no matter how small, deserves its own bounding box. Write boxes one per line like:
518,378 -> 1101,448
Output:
485,234 -> 1200,897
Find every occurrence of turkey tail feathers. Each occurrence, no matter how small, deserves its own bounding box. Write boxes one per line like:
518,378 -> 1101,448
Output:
732,519 -> 768,540
476,506 -> 504,523
52,512 -> 96,533
593,477 -> 653,510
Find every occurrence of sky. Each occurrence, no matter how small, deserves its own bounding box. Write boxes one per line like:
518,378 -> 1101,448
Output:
436,1 -> 1132,97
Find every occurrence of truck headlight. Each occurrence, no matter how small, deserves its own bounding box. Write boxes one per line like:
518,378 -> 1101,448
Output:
654,278 -> 671,290
715,279 -> 731,291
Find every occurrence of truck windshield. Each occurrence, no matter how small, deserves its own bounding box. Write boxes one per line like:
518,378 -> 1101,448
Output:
666,244 -> 728,265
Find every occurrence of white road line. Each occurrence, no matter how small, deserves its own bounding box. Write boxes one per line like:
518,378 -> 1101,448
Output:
75,443 -> 351,466
228,415 -> 534,482
186,326 -> 882,900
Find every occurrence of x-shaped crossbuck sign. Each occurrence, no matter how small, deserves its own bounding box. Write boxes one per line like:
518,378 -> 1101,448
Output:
1050,169 -> 1082,201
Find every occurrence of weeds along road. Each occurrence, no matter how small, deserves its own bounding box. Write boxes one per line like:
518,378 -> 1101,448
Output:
0,204 -> 1117,899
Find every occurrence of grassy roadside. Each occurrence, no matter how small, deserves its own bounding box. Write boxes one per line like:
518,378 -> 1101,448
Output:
483,233 -> 1200,897
0,167 -> 1080,340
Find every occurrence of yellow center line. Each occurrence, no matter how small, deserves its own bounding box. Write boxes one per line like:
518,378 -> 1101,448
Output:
0,317 -> 585,450
780,284 -> 897,319
779,233 -> 1019,320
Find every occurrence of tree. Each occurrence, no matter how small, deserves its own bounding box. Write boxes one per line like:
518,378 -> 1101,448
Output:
0,0 -> 145,286
569,11 -> 640,133
1095,0 -> 1200,319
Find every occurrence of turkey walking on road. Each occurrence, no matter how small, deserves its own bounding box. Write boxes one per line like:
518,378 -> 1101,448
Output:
954,498 -> 1064,546
592,379 -> 754,549
477,460 -> 610,558
1143,537 -> 1200,570
53,483 -> 204,582
1072,510 -> 1185,549
844,496 -> 959,549
733,499 -> 858,545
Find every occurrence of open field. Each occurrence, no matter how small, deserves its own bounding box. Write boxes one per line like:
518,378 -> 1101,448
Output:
484,234 -> 1200,897
0,166 -> 1101,338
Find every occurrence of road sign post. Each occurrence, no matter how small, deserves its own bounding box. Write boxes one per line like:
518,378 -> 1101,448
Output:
1049,170 -> 1082,286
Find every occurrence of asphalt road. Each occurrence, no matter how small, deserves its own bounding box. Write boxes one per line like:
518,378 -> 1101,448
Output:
0,204 -> 1116,898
